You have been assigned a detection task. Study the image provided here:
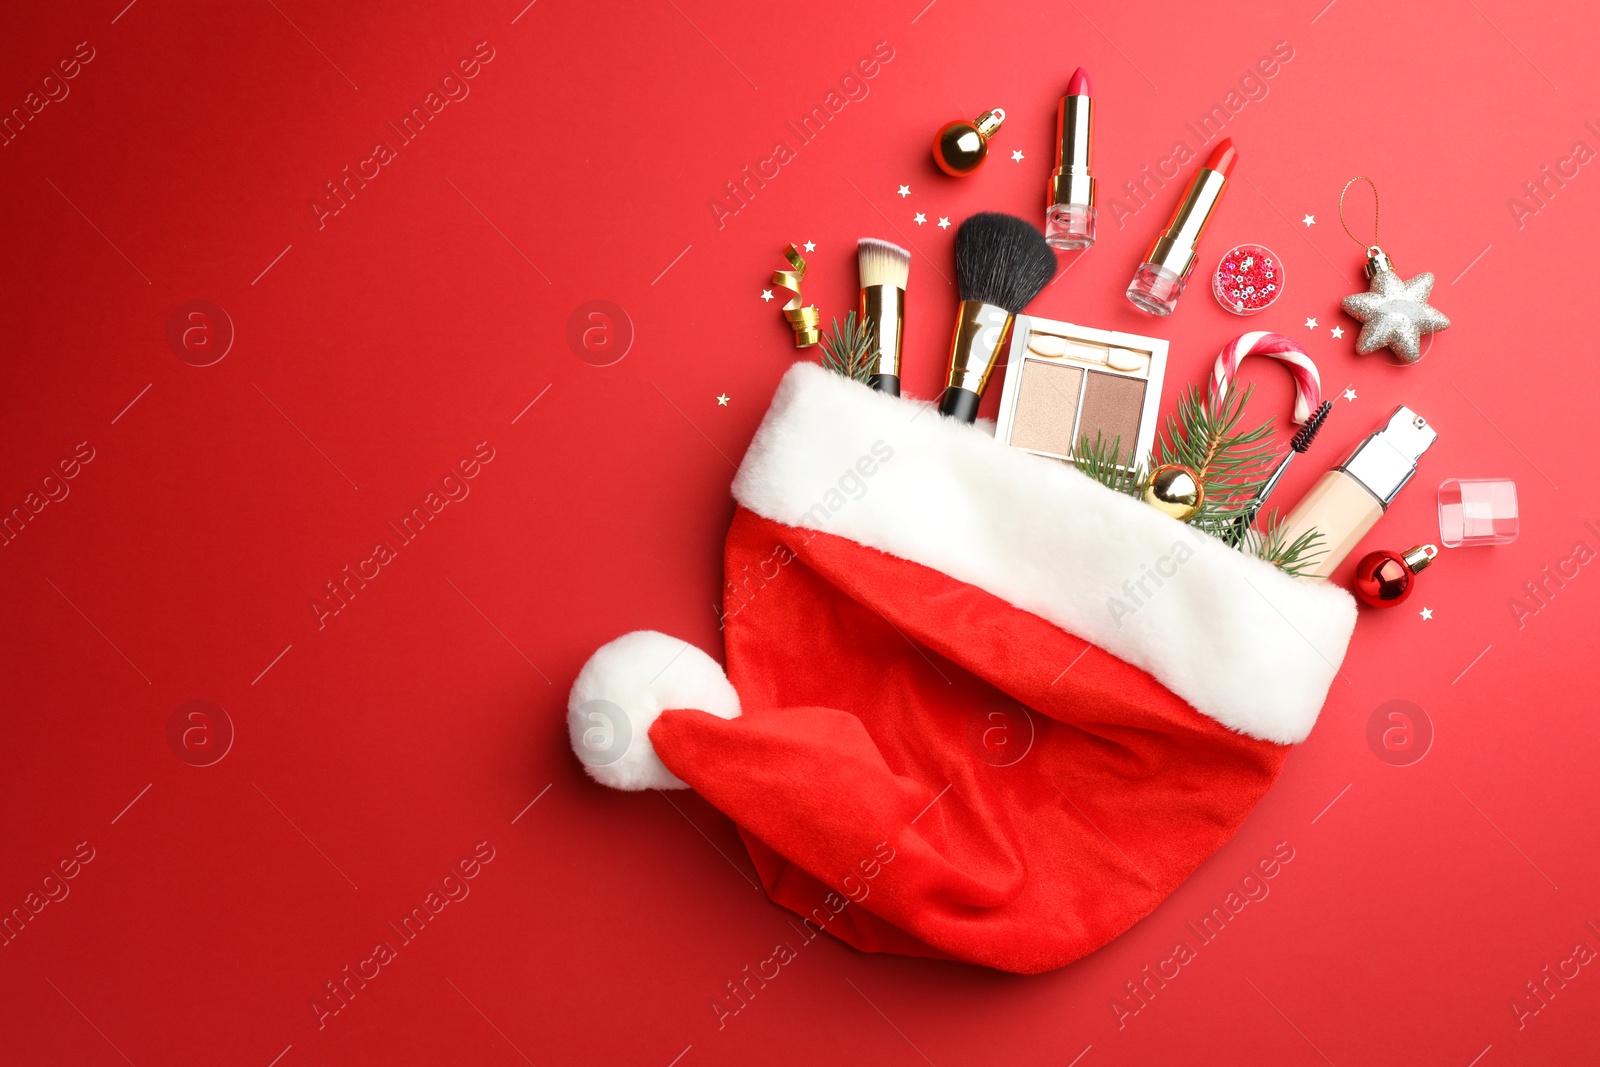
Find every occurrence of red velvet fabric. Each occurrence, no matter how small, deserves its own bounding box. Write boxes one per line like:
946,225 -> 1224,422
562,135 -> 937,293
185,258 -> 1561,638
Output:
649,508 -> 1290,975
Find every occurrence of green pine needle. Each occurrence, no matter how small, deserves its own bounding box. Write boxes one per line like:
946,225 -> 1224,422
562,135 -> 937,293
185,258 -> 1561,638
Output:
1071,431 -> 1146,499
1246,510 -> 1328,578
1155,383 -> 1279,549
818,311 -> 879,384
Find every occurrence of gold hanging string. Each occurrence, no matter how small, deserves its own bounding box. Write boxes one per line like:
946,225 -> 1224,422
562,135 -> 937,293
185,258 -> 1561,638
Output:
1338,176 -> 1381,252
771,244 -> 820,348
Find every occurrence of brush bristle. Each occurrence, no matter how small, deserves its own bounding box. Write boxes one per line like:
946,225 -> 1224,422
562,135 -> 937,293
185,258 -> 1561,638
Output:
857,238 -> 911,289
954,213 -> 1056,311
1291,401 -> 1333,452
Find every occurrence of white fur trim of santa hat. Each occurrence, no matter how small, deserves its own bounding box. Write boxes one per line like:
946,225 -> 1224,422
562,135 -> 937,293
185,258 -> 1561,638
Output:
731,363 -> 1357,745
567,631 -> 742,790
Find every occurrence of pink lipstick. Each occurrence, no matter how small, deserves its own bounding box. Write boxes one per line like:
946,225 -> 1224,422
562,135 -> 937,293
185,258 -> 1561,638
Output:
1045,67 -> 1096,251
1126,138 -> 1237,316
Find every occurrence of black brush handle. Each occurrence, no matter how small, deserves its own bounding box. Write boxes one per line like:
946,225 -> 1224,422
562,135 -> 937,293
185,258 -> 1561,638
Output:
869,374 -> 901,397
938,388 -> 981,423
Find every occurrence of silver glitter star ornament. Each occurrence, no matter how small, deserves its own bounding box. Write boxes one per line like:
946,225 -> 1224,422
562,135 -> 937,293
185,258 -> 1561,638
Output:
1340,247 -> 1450,364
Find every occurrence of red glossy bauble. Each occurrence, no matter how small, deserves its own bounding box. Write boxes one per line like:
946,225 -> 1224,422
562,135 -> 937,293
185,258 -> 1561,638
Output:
1353,544 -> 1437,608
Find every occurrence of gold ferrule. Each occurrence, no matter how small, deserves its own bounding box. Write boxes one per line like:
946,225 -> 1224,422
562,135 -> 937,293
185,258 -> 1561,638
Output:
944,300 -> 1015,396
1140,167 -> 1229,281
1364,246 -> 1394,278
1048,93 -> 1095,208
860,285 -> 905,378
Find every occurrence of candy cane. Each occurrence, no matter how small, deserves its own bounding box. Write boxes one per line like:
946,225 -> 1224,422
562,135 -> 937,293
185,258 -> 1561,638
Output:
1210,331 -> 1322,424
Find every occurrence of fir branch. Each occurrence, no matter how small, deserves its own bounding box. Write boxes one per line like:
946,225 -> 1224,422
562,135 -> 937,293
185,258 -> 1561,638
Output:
818,311 -> 879,383
1155,383 -> 1279,548
1067,381 -> 1320,577
1071,431 -> 1145,498
1247,511 -> 1328,578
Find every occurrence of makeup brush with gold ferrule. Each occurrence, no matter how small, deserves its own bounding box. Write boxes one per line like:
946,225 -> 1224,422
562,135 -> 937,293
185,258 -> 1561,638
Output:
939,213 -> 1057,423
857,238 -> 911,396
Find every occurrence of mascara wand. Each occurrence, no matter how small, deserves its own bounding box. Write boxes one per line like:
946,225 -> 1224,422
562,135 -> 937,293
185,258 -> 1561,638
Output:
1242,400 -> 1333,528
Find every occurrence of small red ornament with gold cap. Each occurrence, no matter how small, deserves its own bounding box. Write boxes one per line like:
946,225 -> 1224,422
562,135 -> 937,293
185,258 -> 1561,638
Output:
1353,544 -> 1437,608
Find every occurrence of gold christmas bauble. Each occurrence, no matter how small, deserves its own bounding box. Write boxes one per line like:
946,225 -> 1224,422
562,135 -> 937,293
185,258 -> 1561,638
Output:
1142,464 -> 1204,521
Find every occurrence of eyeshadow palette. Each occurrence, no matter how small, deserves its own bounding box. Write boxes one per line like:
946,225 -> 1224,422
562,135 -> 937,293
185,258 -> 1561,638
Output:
993,315 -> 1169,469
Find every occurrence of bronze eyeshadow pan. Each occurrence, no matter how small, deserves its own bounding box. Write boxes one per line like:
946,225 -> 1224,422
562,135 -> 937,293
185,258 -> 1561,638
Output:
993,315 -> 1169,470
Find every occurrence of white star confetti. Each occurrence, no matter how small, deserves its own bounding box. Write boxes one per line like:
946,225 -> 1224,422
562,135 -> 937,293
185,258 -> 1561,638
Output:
1302,214 -> 1315,227
716,394 -> 730,406
1305,317 -> 1318,330
1011,150 -> 1025,162
1419,607 -> 1433,621
1330,326 -> 1345,339
803,241 -> 816,252
913,212 -> 927,225
1343,387 -> 1358,402
937,217 -> 951,230
897,185 -> 910,198
760,290 -> 773,302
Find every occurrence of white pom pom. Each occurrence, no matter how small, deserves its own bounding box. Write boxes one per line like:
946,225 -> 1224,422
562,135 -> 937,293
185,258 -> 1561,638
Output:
567,631 -> 741,790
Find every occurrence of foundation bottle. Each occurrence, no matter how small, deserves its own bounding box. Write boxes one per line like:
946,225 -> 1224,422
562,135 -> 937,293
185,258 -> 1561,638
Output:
1278,406 -> 1437,580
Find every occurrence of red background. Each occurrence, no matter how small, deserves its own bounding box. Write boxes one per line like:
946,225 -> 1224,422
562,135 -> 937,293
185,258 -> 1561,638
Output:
3,0 -> 1597,1064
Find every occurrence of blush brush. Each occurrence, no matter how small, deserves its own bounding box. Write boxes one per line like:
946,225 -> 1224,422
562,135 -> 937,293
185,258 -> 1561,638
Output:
857,238 -> 912,396
939,213 -> 1057,423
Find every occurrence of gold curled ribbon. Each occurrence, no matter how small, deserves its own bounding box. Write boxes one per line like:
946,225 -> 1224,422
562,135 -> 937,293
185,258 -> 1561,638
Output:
771,244 -> 820,348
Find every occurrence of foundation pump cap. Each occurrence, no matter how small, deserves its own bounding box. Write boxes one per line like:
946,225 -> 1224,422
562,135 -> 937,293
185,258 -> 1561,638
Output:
1341,405 -> 1437,506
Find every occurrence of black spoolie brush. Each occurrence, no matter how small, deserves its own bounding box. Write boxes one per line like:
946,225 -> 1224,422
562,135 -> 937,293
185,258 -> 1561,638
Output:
938,213 -> 1057,423
1242,400 -> 1333,527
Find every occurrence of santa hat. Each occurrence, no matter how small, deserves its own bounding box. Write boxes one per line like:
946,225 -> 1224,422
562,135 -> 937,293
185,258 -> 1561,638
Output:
568,363 -> 1356,975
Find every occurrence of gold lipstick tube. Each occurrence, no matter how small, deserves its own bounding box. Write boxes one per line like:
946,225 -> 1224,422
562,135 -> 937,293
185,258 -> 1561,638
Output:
1045,93 -> 1095,250
1126,140 -> 1236,316
861,284 -> 905,388
1142,168 -> 1228,281
938,300 -> 1015,422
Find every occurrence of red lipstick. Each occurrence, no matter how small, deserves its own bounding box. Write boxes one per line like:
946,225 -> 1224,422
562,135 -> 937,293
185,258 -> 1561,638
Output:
1126,137 -> 1237,316
1045,67 -> 1097,251
1204,138 -> 1237,177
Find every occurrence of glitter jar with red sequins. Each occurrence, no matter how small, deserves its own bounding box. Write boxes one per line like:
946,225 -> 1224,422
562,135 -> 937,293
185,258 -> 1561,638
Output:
1212,243 -> 1284,316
